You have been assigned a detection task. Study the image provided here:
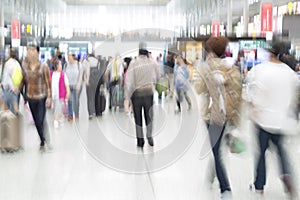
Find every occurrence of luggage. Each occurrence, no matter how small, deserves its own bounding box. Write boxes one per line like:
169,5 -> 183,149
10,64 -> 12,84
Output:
96,85 -> 106,116
0,110 -> 22,152
111,84 -> 124,110
155,77 -> 169,97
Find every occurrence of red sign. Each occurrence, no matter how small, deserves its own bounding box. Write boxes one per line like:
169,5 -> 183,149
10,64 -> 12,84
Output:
11,19 -> 20,39
212,21 -> 220,37
261,2 -> 273,32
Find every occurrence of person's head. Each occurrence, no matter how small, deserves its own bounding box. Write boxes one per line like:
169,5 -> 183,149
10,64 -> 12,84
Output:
68,53 -> 76,63
205,36 -> 229,58
9,48 -> 17,59
139,41 -> 148,56
26,43 -> 40,61
53,59 -> 62,72
176,55 -> 185,66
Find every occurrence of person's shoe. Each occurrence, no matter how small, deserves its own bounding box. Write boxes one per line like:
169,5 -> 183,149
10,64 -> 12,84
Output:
249,183 -> 264,195
220,190 -> 232,200
75,114 -> 79,120
175,109 -> 181,114
147,137 -> 154,146
67,116 -> 73,122
39,145 -> 46,152
187,104 -> 192,111
89,115 -> 93,120
137,138 -> 145,148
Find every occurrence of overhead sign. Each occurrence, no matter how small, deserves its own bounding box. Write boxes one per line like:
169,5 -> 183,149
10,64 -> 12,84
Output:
212,21 -> 220,37
261,2 -> 273,32
11,19 -> 20,47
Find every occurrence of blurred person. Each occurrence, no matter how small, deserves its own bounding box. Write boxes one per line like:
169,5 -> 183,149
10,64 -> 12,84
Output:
174,55 -> 191,113
1,48 -> 23,114
50,59 -> 70,128
22,44 -> 52,151
247,41 -> 299,199
82,53 -> 101,119
194,36 -> 242,199
165,54 -> 175,98
125,42 -> 159,147
123,57 -> 133,115
64,53 -> 83,121
105,54 -> 123,110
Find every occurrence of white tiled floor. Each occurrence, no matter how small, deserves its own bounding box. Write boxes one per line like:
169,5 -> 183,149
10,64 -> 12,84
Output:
0,89 -> 300,200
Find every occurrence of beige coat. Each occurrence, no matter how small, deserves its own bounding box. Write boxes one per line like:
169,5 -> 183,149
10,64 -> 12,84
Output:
194,58 -> 242,126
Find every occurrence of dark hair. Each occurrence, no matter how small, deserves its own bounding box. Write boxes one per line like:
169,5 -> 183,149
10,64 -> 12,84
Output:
53,59 -> 61,71
205,36 -> 229,58
10,48 -> 17,59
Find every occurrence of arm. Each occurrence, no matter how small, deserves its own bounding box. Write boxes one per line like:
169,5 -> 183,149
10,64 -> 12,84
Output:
43,64 -> 52,99
64,73 -> 70,100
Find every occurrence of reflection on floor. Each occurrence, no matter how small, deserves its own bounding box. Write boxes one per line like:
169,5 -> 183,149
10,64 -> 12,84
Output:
0,90 -> 299,200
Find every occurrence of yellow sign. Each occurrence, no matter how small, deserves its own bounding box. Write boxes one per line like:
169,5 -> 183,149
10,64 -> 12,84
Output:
26,24 -> 31,34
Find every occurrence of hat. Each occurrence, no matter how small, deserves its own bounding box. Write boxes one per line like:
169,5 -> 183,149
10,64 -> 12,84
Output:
205,36 -> 229,58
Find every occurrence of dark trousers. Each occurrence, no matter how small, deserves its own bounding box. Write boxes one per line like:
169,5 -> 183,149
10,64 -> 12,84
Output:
131,95 -> 153,139
208,123 -> 231,193
109,80 -> 119,109
28,98 -> 47,146
254,126 -> 291,190
86,67 -> 101,115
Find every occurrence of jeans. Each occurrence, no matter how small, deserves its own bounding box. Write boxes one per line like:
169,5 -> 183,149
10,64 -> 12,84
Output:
68,85 -> 82,118
208,123 -> 231,193
175,88 -> 191,111
131,95 -> 154,139
2,88 -> 19,114
28,98 -> 47,146
254,126 -> 291,190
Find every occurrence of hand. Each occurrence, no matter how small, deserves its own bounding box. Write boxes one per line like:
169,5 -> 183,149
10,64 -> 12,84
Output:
46,98 -> 52,108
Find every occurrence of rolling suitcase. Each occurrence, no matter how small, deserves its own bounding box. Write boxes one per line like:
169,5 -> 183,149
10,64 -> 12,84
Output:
0,110 -> 22,152
96,85 -> 106,116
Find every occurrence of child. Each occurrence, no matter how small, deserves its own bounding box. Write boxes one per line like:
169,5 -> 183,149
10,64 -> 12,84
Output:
50,59 -> 70,128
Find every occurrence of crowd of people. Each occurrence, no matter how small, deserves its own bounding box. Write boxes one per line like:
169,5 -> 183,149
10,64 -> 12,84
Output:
0,37 -> 300,199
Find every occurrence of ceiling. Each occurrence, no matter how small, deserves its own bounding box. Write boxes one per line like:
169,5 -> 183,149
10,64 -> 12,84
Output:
62,0 -> 171,6
2,0 -> 299,28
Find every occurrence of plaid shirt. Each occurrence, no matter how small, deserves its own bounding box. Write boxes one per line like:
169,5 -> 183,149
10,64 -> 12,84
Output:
22,60 -> 52,100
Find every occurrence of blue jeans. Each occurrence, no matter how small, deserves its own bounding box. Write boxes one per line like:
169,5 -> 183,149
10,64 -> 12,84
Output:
28,98 -> 47,146
254,126 -> 291,190
208,123 -> 231,193
2,88 -> 19,114
68,85 -> 82,118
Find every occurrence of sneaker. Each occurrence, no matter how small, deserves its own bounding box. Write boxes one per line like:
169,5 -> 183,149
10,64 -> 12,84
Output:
68,116 -> 73,122
220,191 -> 232,200
54,120 -> 59,128
89,115 -> 93,120
75,114 -> 79,120
147,137 -> 154,146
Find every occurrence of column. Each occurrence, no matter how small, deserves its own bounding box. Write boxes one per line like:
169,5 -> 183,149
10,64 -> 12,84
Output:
243,0 -> 249,36
0,0 -> 4,51
227,0 -> 232,36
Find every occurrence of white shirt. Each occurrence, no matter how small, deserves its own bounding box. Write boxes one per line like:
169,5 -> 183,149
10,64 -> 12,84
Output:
247,61 -> 299,134
51,71 -> 69,100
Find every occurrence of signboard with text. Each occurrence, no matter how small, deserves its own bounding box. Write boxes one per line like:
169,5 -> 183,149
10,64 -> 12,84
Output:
212,21 -> 220,37
11,19 -> 20,47
261,2 -> 273,33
